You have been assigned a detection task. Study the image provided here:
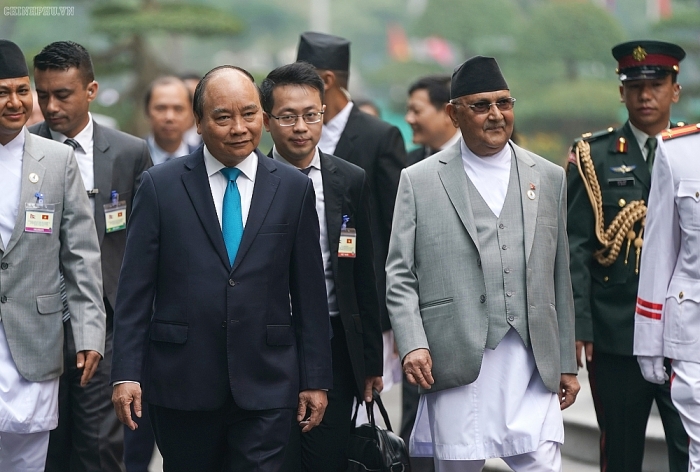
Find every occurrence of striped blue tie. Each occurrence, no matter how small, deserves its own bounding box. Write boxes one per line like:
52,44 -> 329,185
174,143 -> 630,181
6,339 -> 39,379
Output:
220,167 -> 243,266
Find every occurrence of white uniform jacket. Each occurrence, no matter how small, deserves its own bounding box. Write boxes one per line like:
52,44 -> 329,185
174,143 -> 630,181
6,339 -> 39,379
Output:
634,128 -> 700,362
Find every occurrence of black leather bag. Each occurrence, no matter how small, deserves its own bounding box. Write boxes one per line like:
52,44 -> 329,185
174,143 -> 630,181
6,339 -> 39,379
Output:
346,390 -> 411,472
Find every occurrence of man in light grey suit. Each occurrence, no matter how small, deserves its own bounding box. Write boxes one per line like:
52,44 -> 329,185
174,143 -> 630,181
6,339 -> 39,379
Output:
31,40 -> 151,472
386,56 -> 579,472
0,40 -> 105,470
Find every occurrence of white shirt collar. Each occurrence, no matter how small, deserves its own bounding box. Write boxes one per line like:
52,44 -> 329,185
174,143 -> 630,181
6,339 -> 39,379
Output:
49,112 -> 94,152
325,101 -> 353,136
147,135 -> 191,165
271,146 -> 321,172
0,127 -> 26,156
203,145 -> 258,183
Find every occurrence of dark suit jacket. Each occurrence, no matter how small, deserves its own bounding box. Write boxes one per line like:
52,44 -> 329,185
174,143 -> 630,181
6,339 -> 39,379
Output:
271,150 -> 384,397
111,148 -> 333,412
30,121 -> 152,309
407,146 -> 428,167
334,105 -> 406,330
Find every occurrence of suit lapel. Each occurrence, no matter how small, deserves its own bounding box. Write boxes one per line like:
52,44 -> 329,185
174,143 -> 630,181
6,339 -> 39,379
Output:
437,143 -> 480,252
320,152 -> 343,278
181,149 -> 230,269
92,123 -> 113,245
333,107 -> 359,160
511,144 -> 539,262
5,131 -> 47,255
232,150 -> 280,273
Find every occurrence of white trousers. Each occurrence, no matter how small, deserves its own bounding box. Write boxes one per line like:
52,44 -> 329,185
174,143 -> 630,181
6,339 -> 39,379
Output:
670,360 -> 700,472
0,430 -> 50,472
433,440 -> 561,472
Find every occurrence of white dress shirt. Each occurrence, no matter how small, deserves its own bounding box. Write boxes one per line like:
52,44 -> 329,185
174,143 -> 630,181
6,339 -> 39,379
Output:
272,147 -> 339,316
318,101 -> 353,155
147,136 -> 191,166
0,130 -> 24,248
461,138 -> 512,217
203,146 -> 257,228
49,114 -> 95,214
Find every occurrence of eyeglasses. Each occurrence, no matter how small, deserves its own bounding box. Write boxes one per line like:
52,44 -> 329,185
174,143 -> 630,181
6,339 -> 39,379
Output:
267,111 -> 324,127
451,97 -> 516,114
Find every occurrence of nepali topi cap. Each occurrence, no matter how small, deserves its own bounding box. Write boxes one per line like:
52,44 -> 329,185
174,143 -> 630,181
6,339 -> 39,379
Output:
0,40 -> 29,79
296,32 -> 350,72
612,40 -> 685,81
451,56 -> 508,100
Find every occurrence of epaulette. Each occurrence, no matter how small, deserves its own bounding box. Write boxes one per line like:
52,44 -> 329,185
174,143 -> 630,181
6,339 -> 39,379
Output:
573,127 -> 616,145
661,123 -> 700,141
568,127 -> 617,167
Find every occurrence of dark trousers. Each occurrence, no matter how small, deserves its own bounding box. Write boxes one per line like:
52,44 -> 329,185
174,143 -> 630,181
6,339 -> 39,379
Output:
45,299 -> 125,472
123,402 -> 155,472
588,350 -> 689,472
150,397 -> 294,472
282,316 -> 356,472
401,375 -> 435,472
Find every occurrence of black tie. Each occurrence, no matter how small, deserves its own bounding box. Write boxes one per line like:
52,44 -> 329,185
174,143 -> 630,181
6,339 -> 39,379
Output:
300,167 -> 312,175
645,137 -> 657,172
64,138 -> 80,151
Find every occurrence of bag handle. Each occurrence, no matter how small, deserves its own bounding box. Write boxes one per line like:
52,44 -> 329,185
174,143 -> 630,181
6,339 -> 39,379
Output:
351,389 -> 393,432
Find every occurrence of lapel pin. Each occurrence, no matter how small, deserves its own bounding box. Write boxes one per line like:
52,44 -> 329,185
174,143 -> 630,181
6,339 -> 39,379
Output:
29,173 -> 39,183
527,183 -> 536,200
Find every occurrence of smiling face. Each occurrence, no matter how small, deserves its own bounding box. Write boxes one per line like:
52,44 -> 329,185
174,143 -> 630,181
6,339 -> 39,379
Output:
263,84 -> 324,168
620,75 -> 679,136
0,76 -> 32,145
33,66 -> 96,138
447,89 -> 514,157
405,89 -> 455,149
196,69 -> 263,167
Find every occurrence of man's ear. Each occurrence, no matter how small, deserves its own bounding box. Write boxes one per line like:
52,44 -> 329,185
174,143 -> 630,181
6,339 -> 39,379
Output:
318,70 -> 335,92
263,112 -> 271,132
446,103 -> 460,128
86,81 -> 99,103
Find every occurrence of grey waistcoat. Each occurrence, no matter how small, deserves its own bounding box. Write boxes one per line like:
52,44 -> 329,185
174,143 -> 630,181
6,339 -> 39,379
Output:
465,154 -> 530,349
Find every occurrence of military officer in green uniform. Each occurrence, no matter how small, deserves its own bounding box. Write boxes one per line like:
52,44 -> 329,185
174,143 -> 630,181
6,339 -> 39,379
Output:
567,40 -> 689,472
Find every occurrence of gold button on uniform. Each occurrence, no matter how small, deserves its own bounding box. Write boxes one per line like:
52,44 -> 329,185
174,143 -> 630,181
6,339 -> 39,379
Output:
618,198 -> 626,208
679,291 -> 684,299
604,276 -> 609,282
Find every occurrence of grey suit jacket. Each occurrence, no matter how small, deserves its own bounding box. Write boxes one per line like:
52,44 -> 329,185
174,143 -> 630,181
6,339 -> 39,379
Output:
386,140 -> 576,394
0,130 -> 105,381
30,121 -> 152,309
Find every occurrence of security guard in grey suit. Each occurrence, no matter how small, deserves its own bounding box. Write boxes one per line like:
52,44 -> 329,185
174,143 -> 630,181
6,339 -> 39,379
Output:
567,40 -> 689,472
31,41 -> 151,472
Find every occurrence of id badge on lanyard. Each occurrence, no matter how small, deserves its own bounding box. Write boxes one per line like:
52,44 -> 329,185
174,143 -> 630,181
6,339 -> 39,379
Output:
338,215 -> 356,258
104,190 -> 127,233
25,192 -> 55,234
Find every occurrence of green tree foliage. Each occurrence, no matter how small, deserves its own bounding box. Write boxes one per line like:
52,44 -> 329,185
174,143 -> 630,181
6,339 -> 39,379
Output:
517,1 -> 624,81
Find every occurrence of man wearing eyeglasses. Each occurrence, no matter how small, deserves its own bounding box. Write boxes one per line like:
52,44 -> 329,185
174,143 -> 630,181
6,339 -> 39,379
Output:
261,61 -> 383,472
386,55 -> 579,471
567,40 -> 689,472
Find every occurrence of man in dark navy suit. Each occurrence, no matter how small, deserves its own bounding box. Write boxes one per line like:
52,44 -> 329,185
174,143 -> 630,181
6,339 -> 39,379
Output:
111,65 -> 332,472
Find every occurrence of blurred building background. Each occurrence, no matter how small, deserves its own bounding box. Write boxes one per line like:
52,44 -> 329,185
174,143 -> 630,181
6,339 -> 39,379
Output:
3,0 -> 699,163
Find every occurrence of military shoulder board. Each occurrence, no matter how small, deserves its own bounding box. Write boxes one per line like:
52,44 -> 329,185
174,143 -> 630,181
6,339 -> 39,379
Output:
662,123 -> 700,141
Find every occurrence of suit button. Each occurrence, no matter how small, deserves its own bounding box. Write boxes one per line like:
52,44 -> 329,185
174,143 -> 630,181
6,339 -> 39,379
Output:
501,245 -> 507,250
0,296 -> 6,303
508,316 -> 515,322
477,258 -> 481,267
499,223 -> 505,229
506,291 -> 513,297
680,291 -> 684,299
221,321 -> 227,328
480,294 -> 486,303
0,263 -> 7,270
618,198 -> 626,208
696,192 -> 699,198
504,268 -> 511,274
228,279 -> 237,287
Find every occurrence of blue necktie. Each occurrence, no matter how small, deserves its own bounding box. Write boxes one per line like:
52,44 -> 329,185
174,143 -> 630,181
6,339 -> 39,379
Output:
220,167 -> 243,266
